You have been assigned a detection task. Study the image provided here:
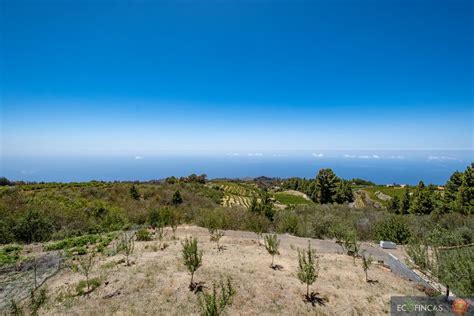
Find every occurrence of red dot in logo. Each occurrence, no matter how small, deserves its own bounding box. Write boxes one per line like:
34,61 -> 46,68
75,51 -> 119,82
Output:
452,298 -> 469,316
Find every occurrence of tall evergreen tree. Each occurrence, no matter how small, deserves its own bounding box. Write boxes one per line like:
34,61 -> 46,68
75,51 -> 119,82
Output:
388,195 -> 400,213
399,186 -> 411,215
313,169 -> 339,204
410,181 -> 434,214
454,164 -> 473,215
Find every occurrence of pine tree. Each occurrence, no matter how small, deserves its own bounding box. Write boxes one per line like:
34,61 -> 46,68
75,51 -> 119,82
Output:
399,186 -> 411,215
264,234 -> 280,268
181,237 -> 203,288
314,169 -> 339,204
388,195 -> 400,213
454,164 -> 473,215
297,241 -> 319,298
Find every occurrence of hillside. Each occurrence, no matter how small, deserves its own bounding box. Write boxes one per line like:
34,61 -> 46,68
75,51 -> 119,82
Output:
2,226 -> 423,315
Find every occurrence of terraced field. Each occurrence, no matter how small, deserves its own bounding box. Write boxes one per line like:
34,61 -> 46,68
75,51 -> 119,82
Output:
209,182 -> 260,208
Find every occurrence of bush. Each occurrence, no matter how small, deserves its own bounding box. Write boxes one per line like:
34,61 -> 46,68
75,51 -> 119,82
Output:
297,241 -> 319,298
13,210 -> 55,243
136,228 -> 152,241
181,237 -> 203,289
0,220 -> 14,244
374,216 -> 411,244
76,277 -> 101,295
276,210 -> 299,235
264,234 -> 280,268
0,245 -> 23,266
198,277 -> 236,316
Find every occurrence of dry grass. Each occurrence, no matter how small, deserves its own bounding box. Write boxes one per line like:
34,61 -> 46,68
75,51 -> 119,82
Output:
41,226 -> 422,315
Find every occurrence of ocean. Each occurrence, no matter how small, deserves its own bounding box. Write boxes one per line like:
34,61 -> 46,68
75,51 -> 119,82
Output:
1,150 -> 472,185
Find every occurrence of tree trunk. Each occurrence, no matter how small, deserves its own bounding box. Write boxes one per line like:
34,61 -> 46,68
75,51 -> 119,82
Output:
306,283 -> 309,298
271,255 -> 274,267
191,272 -> 194,286
446,285 -> 450,299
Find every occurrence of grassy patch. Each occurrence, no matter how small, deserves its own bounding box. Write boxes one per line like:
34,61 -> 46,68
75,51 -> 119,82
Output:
273,192 -> 313,205
45,232 -> 116,255
0,244 -> 23,266
76,277 -> 101,295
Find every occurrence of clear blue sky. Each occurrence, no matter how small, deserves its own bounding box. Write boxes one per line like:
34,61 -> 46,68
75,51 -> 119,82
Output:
1,0 -> 473,156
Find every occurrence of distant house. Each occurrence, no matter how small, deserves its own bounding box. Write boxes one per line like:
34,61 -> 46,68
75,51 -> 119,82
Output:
437,186 -> 445,190
386,184 -> 395,187
400,184 -> 407,188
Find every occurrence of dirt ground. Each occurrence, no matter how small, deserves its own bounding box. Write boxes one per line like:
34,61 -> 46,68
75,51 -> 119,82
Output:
17,226 -> 423,315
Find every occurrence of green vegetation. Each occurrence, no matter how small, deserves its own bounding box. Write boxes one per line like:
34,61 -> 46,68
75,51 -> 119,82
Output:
361,251 -> 374,282
264,233 -> 280,268
76,277 -> 101,295
136,228 -> 152,241
0,245 -> 23,266
198,277 -> 236,316
273,192 -> 312,205
297,241 -> 319,298
181,237 -> 203,289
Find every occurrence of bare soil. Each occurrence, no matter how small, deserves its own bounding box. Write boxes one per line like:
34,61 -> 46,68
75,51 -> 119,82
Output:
9,226 -> 424,315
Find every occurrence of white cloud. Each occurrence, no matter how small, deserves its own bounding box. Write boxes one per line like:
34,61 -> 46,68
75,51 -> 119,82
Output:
247,153 -> 263,156
312,153 -> 324,158
388,155 -> 405,159
428,155 -> 459,161
134,156 -> 144,160
343,154 -> 380,159
226,153 -> 240,156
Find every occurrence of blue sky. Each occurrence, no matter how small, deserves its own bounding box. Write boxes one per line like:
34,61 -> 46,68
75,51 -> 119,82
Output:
1,0 -> 473,156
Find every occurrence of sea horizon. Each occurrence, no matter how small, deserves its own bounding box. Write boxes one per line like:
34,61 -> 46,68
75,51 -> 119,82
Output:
2,149 -> 472,185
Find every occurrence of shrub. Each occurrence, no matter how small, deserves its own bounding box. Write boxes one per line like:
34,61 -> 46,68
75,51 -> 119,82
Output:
77,252 -> 95,292
297,241 -> 319,298
76,277 -> 101,295
172,190 -> 183,205
0,245 -> 23,266
198,277 -> 236,316
181,237 -> 203,289
264,234 -> 280,268
361,251 -> 374,282
29,287 -> 48,316
136,228 -> 152,241
205,209 -> 226,251
374,216 -> 411,244
119,231 -> 135,266
13,210 -> 55,244
0,220 -> 14,244
276,210 -> 299,235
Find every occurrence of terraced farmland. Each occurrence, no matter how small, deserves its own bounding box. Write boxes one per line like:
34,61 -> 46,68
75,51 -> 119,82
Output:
210,182 -> 260,208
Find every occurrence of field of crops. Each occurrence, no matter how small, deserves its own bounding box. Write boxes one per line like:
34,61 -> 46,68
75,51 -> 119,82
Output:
273,192 -> 313,205
210,182 -> 260,208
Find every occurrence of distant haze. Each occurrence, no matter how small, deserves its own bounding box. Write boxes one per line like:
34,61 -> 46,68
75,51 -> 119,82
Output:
1,150 -> 472,185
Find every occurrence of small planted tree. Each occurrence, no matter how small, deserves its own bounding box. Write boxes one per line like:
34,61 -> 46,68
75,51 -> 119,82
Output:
297,241 -> 319,299
344,232 -> 361,265
120,231 -> 135,266
182,237 -> 203,290
361,251 -> 374,282
198,277 -> 236,316
78,252 -> 95,292
209,229 -> 225,252
264,234 -> 280,269
206,209 -> 226,251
